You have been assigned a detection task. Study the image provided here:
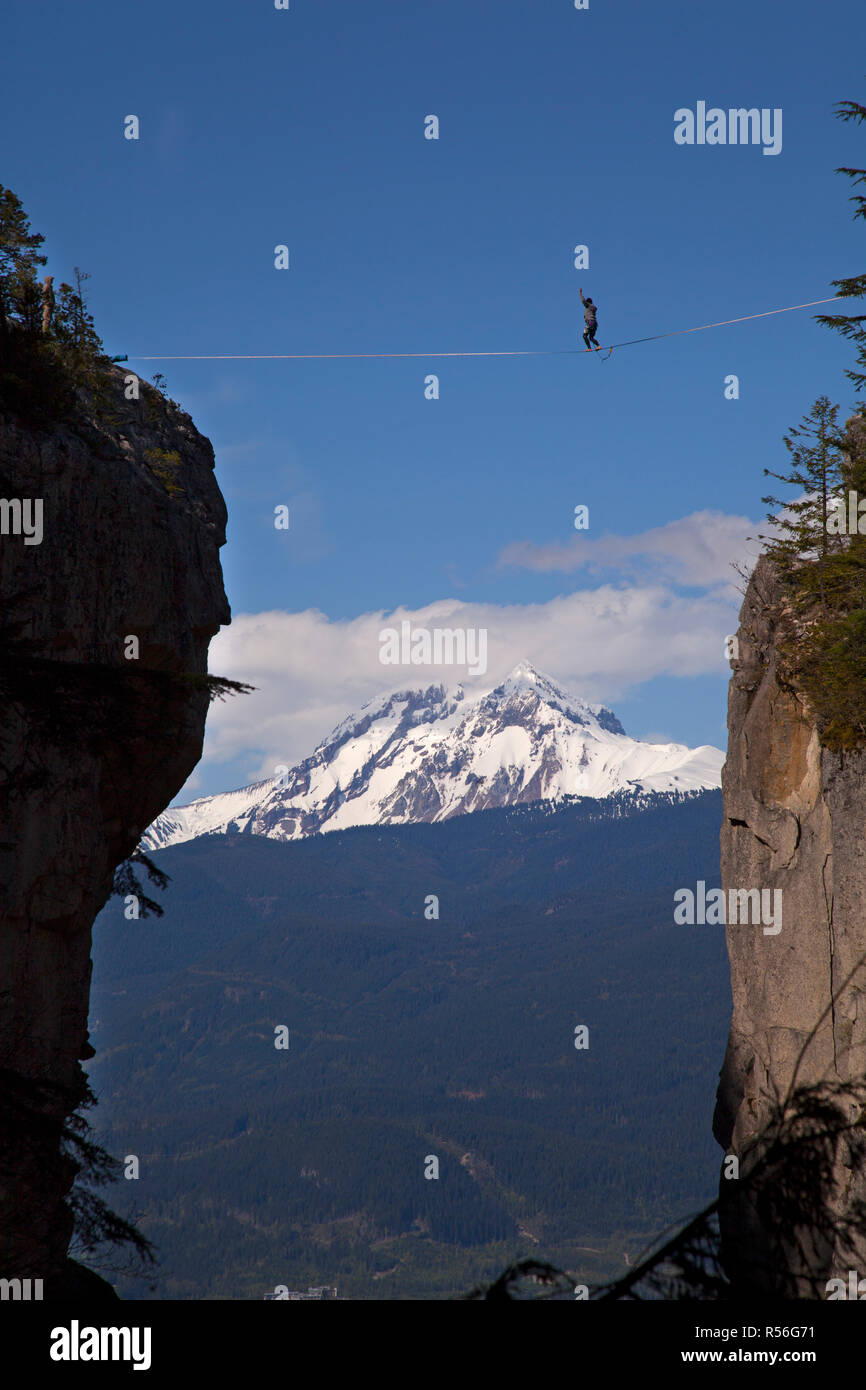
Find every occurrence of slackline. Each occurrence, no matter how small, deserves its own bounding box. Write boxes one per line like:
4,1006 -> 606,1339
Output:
127,296 -> 846,362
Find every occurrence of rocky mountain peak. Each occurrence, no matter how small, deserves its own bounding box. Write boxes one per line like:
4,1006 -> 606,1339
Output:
144,662 -> 722,849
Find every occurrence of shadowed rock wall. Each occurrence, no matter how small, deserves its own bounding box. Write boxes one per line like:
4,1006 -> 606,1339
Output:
0,368 -> 229,1295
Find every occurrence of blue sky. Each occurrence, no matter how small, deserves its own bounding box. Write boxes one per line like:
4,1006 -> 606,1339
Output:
5,0 -> 864,800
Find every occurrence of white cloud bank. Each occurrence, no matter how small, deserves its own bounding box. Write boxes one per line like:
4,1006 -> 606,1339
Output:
203,591 -> 737,785
187,509 -> 763,789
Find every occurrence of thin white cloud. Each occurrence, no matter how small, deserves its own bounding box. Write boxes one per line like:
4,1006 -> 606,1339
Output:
498,509 -> 761,589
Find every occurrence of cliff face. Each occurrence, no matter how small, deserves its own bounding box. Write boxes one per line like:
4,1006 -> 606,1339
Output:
0,368 -> 229,1294
715,537 -> 866,1294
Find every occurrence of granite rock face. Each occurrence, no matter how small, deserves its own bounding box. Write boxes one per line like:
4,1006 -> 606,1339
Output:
0,368 -> 229,1294
714,547 -> 866,1295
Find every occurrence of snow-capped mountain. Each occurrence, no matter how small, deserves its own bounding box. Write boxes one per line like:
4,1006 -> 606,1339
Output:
143,662 -> 724,849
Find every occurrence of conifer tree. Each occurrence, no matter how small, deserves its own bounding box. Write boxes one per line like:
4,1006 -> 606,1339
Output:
755,90 -> 866,749
0,185 -> 46,348
54,267 -> 103,354
760,395 -> 844,610
759,400 -> 866,746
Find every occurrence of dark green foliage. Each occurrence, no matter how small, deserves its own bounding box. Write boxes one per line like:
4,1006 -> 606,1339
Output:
197,674 -> 256,703
63,1079 -> 156,1280
0,315 -> 77,425
0,1068 -> 155,1284
794,600 -> 866,749
760,396 -> 844,604
111,850 -> 170,919
0,185 -> 46,325
53,268 -> 102,354
0,186 -> 109,424
759,402 -> 866,749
